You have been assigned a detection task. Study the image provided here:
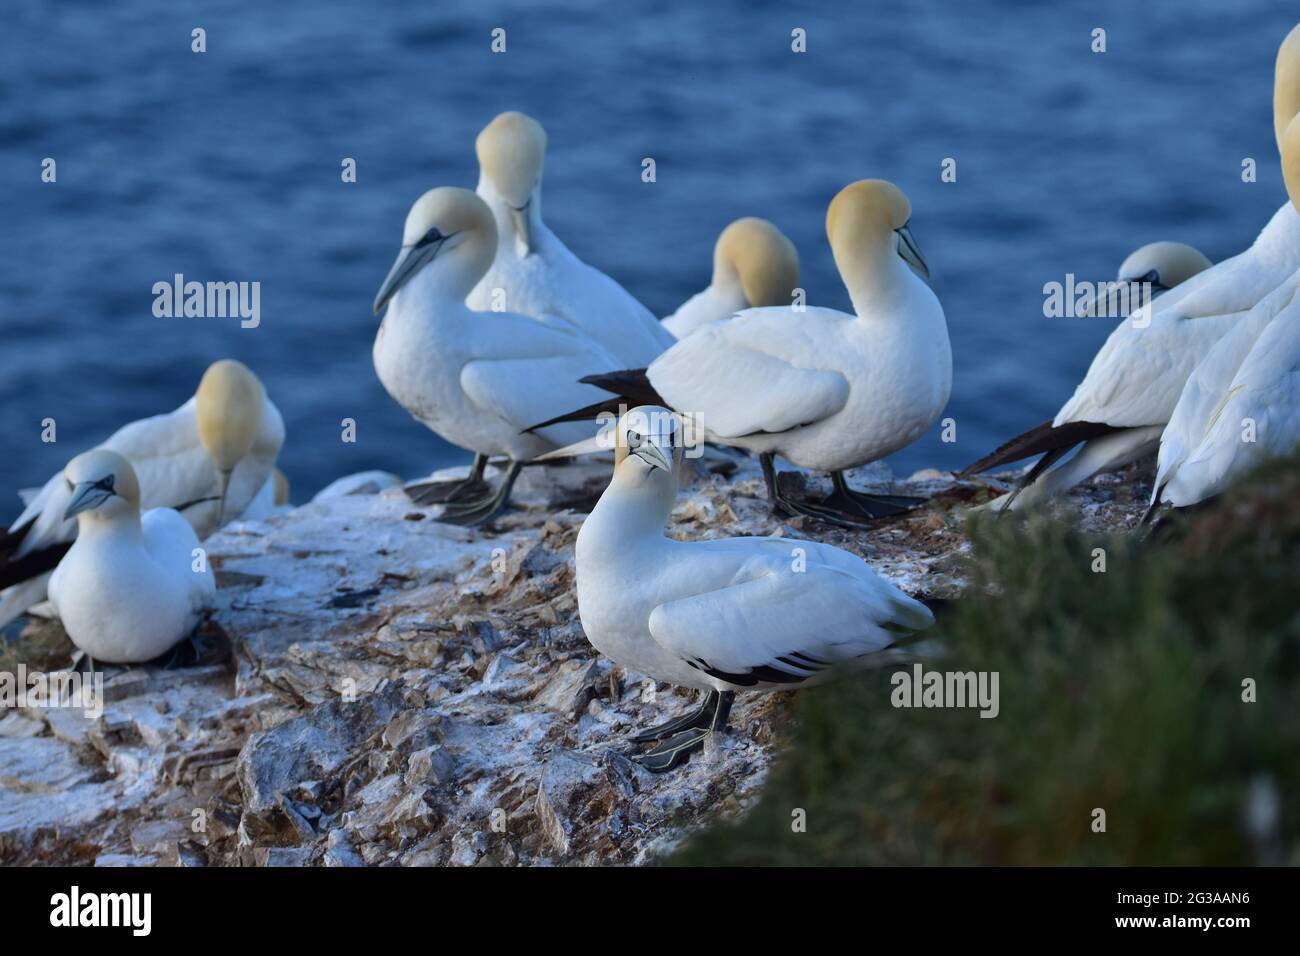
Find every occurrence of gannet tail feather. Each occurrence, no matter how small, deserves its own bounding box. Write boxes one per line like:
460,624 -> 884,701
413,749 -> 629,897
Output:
0,574 -> 52,630
526,368 -> 667,433
958,419 -> 1119,478
577,368 -> 663,405
0,540 -> 70,591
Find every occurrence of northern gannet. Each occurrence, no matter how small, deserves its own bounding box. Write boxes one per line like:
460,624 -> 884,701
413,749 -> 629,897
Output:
962,241 -> 1215,511
465,111 -> 674,367
0,360 -> 282,627
661,217 -> 800,339
534,179 -> 951,528
372,186 -> 626,524
48,450 -> 215,665
960,25 -> 1300,509
576,407 -> 934,772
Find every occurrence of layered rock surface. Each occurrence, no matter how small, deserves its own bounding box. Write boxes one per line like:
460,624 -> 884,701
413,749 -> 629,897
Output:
0,455 -> 1150,866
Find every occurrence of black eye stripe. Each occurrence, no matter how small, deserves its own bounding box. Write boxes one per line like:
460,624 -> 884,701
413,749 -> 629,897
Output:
414,227 -> 444,249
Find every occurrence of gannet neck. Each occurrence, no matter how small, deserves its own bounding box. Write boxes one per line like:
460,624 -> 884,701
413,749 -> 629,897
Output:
713,217 -> 800,309
1284,113 -> 1300,213
1275,23 -> 1300,153
476,172 -> 545,254
76,507 -> 143,538
826,180 -> 920,312
589,464 -> 678,540
428,229 -> 497,302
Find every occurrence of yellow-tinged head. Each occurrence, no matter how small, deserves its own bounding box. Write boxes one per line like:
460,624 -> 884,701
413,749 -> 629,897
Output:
825,179 -> 929,280
62,449 -> 141,521
476,111 -> 547,210
714,217 -> 800,308
1117,241 -> 1212,290
1284,112 -> 1300,213
374,187 -> 498,313
195,359 -> 266,474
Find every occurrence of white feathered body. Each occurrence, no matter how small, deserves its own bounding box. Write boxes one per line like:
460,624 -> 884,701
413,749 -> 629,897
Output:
48,508 -> 215,663
648,277 -> 950,472
1162,294 -> 1300,506
576,475 -> 933,692
468,179 -> 674,367
661,283 -> 748,340
1056,202 -> 1300,429
374,263 -> 620,460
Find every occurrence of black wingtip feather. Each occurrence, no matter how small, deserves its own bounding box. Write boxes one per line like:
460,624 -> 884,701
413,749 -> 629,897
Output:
957,419 -> 1120,478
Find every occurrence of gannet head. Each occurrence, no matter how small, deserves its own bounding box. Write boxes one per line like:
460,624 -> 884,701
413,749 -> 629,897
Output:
611,405 -> 682,478
196,359 -> 266,522
1116,241 -> 1212,290
714,217 -> 801,308
1274,23 -> 1300,154
63,449 -> 141,522
373,187 -> 498,314
476,111 -> 547,254
1077,241 -> 1212,318
826,179 -> 929,281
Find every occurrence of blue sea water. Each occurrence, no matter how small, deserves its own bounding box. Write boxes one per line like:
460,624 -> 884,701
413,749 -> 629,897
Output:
0,0 -> 1295,504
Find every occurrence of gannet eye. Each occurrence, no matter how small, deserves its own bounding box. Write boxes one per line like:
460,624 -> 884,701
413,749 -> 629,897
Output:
65,478 -> 74,491
626,429 -> 643,449
413,227 -> 444,249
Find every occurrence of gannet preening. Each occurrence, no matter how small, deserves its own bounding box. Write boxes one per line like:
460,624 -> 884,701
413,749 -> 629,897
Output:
372,186 -> 626,524
576,407 -> 933,772
960,26 -> 1300,511
0,360 -> 282,627
47,451 -> 215,665
1075,242 -> 1213,318
962,241 -> 1215,511
661,217 -> 800,339
465,111 -> 674,367
533,179 -> 950,528
237,466 -> 293,521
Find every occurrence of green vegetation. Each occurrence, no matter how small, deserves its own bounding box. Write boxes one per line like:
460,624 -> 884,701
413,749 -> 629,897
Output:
672,459 -> 1300,865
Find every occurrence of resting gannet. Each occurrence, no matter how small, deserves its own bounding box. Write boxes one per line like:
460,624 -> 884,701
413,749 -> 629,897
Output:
0,360 -> 282,627
372,186 -> 625,524
465,111 -> 674,367
961,25 -> 1300,510
48,451 -> 215,665
576,407 -> 934,772
661,217 -> 800,339
534,179 -> 951,528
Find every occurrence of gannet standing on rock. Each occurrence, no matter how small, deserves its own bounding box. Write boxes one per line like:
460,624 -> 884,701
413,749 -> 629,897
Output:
661,217 -> 801,339
0,360 -> 282,627
576,407 -> 934,772
372,186 -> 625,524
466,111 -> 674,367
48,451 -> 215,665
533,179 -> 951,528
961,24 -> 1300,510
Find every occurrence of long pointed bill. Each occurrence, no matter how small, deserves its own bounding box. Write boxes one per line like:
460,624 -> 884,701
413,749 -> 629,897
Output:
534,434 -> 610,461
63,480 -> 115,521
373,237 -> 447,315
632,442 -> 672,473
509,203 -> 533,256
895,223 -> 930,279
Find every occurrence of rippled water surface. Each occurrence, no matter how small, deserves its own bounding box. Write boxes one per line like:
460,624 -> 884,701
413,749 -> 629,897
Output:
0,0 -> 1295,501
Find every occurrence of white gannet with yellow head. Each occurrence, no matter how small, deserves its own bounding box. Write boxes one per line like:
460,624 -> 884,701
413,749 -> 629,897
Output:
47,450 -> 215,665
662,217 -> 801,339
538,179 -> 950,528
465,111 -> 675,367
960,22 -> 1300,510
574,406 -> 933,772
0,359 -> 282,627
372,185 -> 626,524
